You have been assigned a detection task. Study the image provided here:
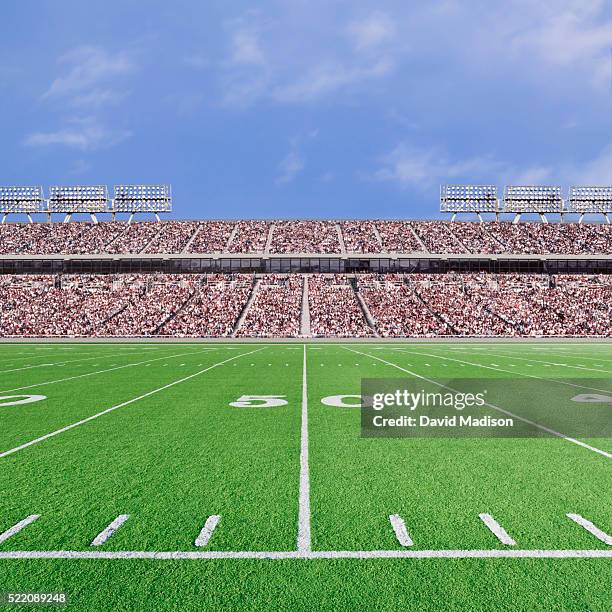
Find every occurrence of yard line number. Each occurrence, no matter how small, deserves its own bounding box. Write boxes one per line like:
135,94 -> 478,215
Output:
229,394 -> 362,408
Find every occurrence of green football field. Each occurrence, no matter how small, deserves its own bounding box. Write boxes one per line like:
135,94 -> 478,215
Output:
0,341 -> 610,611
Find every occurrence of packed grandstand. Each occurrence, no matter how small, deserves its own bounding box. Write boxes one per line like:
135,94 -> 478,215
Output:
0,219 -> 610,255
0,218 -> 609,338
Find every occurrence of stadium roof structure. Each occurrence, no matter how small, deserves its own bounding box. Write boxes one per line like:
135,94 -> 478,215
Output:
111,184 -> 172,222
48,185 -> 109,223
440,185 -> 499,221
0,186 -> 45,222
567,186 -> 612,222
502,186 -> 564,222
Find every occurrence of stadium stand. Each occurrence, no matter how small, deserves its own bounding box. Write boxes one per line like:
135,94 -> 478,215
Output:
0,217 -> 610,338
186,221 -> 235,253
0,220 -> 610,255
0,272 -> 609,337
227,221 -> 270,253
309,275 -> 374,337
269,221 -> 340,254
237,275 -> 302,337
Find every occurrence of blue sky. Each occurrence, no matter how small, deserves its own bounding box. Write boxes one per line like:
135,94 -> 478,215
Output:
2,0 -> 612,219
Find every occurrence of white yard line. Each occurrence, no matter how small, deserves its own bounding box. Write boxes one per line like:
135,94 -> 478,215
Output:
521,350 -> 612,364
389,514 -> 413,547
0,349 -> 220,394
396,348 -> 610,394
479,513 -> 516,546
0,348 -> 266,460
91,515 -> 130,546
0,515 -> 40,544
0,352 -> 149,375
462,349 -> 612,375
344,347 -> 612,460
297,344 -> 311,553
0,549 -> 610,560
194,515 -> 221,547
566,514 -> 612,545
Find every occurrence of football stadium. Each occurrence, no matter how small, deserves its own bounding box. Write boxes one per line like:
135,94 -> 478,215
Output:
1,2 -> 612,610
0,183 -> 610,610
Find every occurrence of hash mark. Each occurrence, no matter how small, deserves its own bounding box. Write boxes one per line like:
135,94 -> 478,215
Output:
91,514 -> 130,547
389,514 -> 413,547
195,515 -> 221,547
479,513 -> 516,546
0,515 -> 40,545
567,513 -> 612,545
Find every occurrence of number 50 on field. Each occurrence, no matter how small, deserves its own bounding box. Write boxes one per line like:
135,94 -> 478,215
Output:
229,395 -> 362,408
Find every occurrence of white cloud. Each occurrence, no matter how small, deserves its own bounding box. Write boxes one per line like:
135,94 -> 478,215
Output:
510,0 -> 612,88
31,46 -> 136,151
347,12 -> 396,50
273,58 -> 393,103
218,11 -> 397,107
71,89 -> 128,109
373,143 -> 553,190
275,131 -> 319,185
44,46 -> 135,101
276,149 -> 305,184
231,29 -> 266,66
24,117 -> 131,151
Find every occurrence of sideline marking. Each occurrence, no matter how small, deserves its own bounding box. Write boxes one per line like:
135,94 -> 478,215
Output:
479,513 -> 516,546
0,348 -> 266,460
91,515 -> 130,547
0,515 -> 40,545
389,514 -> 413,547
195,515 -> 221,547
0,352 -> 134,375
0,549 -> 610,560
297,343 -> 311,553
397,348 -> 610,394
0,349 -> 205,394
344,347 -> 612,459
567,514 -> 612,545
464,349 -> 612,375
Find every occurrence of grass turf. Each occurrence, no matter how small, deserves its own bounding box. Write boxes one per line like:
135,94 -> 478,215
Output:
0,341 -> 610,610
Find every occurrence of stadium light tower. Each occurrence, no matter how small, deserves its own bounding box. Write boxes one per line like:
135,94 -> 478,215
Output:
440,185 -> 499,222
111,184 -> 172,223
502,185 -> 563,223
0,186 -> 45,223
48,185 -> 109,224
567,186 -> 612,224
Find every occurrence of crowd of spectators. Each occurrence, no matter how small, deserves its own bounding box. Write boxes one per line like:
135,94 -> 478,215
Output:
340,221 -> 382,253
444,222 -> 506,254
0,274 -> 125,336
97,275 -> 195,336
186,222 -> 235,253
357,275 -> 450,336
411,275 -> 516,336
160,275 -> 252,336
410,222 -> 468,254
269,221 -> 340,254
105,222 -> 163,254
237,275 -> 302,336
0,220 -> 609,255
309,274 -> 373,337
145,222 -> 199,254
376,222 -> 424,253
228,221 -> 270,253
0,272 -> 609,337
